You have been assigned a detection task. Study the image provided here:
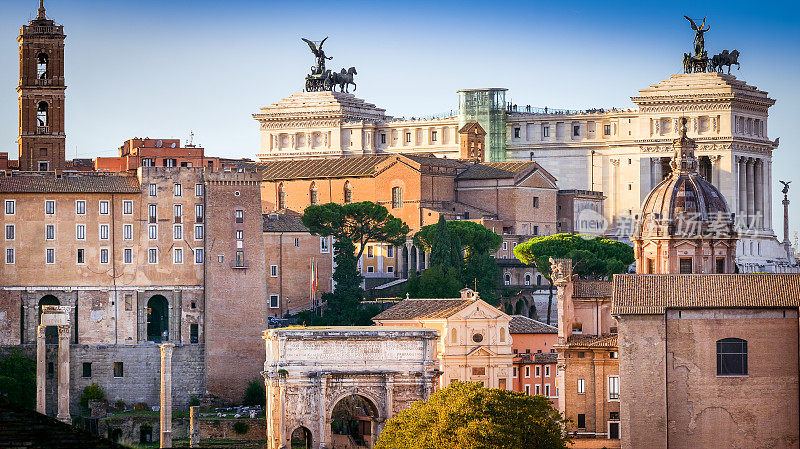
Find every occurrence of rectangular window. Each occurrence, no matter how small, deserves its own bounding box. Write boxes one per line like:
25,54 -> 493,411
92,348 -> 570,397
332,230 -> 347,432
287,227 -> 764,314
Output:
679,257 -> 693,274
503,242 -> 508,251
100,248 -> 109,264
717,338 -> 748,376
174,204 -> 182,223
148,224 -> 158,240
46,248 -> 55,264
235,230 -> 243,240
148,204 -> 157,223
524,384 -> 530,395
367,266 -> 375,273
76,224 -> 86,240
149,183 -> 157,197
542,126 -> 550,138
142,158 -> 154,167
122,200 -> 133,215
387,245 -> 394,258
405,132 -> 411,143
123,224 -> 133,241
387,266 -> 394,273
76,200 -> 86,215
99,224 -> 109,240
173,224 -> 183,240
533,225 -> 539,236
269,294 -> 279,308
45,224 -> 55,240
545,365 -> 551,377
573,125 -> 580,136
190,324 -> 199,343
5,248 -> 14,264
604,124 -> 612,135
123,248 -> 133,264
148,248 -> 158,264
270,265 -> 278,277
195,204 -> 204,223
431,130 -> 437,142
535,384 -> 541,395
113,362 -> 124,378
194,248 -> 204,264
45,200 -> 55,215
5,200 -> 15,215
320,237 -> 329,253
235,210 -> 244,223
380,133 -> 386,144
471,367 -> 486,376
76,248 -> 85,264
608,376 -> 620,400
194,224 -> 204,240
173,248 -> 183,264
367,245 -> 374,258
235,251 -> 244,267
195,184 -> 203,197
5,224 -> 14,241
577,378 -> 585,394
294,237 -> 300,248
514,127 -> 520,138
533,197 -> 539,208
535,365 -> 541,378
524,366 -> 530,378
124,294 -> 132,311
392,187 -> 402,209
174,183 -> 182,197
544,384 -> 551,397
82,362 -> 92,378
99,200 -> 109,215
577,414 -> 586,429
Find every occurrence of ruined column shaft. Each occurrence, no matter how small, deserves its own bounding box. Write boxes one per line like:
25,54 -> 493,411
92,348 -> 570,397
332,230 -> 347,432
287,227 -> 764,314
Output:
160,343 -> 174,448
189,406 -> 200,448
36,325 -> 46,415
56,325 -> 71,423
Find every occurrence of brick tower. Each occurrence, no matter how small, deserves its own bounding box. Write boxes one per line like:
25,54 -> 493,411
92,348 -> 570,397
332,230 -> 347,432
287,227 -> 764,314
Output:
17,1 -> 66,171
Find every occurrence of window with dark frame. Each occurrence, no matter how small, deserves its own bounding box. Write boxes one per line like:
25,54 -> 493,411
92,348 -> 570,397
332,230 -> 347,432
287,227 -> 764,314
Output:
717,338 -> 747,376
82,362 -> 91,378
577,414 -> 586,429
190,324 -> 199,344
679,257 -> 693,274
113,362 -> 124,378
235,210 -> 244,223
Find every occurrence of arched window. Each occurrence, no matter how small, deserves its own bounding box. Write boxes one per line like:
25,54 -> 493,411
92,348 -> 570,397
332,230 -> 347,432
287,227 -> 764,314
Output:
537,274 -> 542,285
309,182 -> 318,205
524,273 -> 531,286
717,338 -> 747,376
277,183 -> 286,210
451,328 -> 457,343
36,53 -> 48,79
37,102 -> 48,128
391,186 -> 402,209
147,295 -> 169,342
504,274 -> 511,285
499,327 -> 506,342
343,181 -> 352,204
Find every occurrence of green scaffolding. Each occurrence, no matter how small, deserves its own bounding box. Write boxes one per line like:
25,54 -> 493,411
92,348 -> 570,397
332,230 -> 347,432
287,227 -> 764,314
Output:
458,88 -> 507,162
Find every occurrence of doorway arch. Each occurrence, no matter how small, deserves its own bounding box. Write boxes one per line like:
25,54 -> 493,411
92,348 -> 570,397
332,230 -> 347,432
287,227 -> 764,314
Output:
330,394 -> 380,448
38,295 -> 60,344
147,295 -> 169,342
290,426 -> 313,449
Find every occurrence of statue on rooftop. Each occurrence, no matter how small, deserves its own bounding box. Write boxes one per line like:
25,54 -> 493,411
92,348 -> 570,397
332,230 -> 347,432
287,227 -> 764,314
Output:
301,37 -> 332,76
684,15 -> 710,57
301,37 -> 358,93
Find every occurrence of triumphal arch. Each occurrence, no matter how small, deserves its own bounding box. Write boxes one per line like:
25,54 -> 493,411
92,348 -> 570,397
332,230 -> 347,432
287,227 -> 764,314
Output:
263,327 -> 440,449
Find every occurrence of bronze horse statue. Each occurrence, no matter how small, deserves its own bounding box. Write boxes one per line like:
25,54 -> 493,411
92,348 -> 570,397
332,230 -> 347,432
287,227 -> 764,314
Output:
329,67 -> 357,93
711,50 -> 740,74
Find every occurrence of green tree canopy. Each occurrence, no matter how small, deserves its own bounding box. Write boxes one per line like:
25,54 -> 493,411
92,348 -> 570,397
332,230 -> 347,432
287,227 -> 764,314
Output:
513,233 -> 634,281
302,202 -> 410,260
375,382 -> 570,449
0,350 -> 36,409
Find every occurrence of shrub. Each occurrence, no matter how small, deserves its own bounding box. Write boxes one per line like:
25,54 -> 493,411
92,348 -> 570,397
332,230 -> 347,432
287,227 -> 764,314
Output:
242,379 -> 265,407
80,383 -> 106,410
0,350 -> 36,409
188,395 -> 200,407
233,421 -> 250,435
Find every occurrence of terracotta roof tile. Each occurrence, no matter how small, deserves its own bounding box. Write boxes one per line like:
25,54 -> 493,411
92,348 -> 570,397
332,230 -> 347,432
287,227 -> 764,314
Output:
372,298 -> 473,321
402,154 -> 468,169
253,156 -> 391,180
573,280 -> 613,298
612,274 -> 800,315
565,334 -> 618,348
515,352 -> 558,364
456,162 -> 537,180
262,212 -> 309,233
0,173 -> 140,193
509,315 -> 557,334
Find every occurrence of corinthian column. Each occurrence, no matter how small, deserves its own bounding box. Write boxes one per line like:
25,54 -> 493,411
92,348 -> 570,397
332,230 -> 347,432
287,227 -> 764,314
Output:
746,158 -> 755,225
36,325 -> 46,415
160,343 -> 174,448
754,159 -> 763,229
738,157 -> 747,220
56,325 -> 71,423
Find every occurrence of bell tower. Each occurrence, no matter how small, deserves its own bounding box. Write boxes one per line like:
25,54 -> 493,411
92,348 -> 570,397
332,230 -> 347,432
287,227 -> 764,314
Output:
17,0 -> 66,171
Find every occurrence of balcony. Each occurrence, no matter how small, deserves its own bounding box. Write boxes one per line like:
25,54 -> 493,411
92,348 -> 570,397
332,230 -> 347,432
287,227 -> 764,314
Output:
36,126 -> 50,135
24,25 -> 63,35
35,78 -> 53,86
230,261 -> 249,269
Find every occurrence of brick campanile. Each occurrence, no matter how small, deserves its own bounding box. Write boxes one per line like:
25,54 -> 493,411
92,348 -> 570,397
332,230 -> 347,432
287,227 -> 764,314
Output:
18,1 -> 67,172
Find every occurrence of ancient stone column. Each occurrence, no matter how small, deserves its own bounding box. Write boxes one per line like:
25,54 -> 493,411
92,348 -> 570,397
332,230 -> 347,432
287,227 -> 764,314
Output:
160,343 -> 174,448
189,406 -> 200,448
319,374 -> 328,449
754,159 -> 764,229
36,325 -> 46,414
783,192 -> 791,245
738,157 -> 747,221
746,158 -> 755,224
56,325 -> 71,423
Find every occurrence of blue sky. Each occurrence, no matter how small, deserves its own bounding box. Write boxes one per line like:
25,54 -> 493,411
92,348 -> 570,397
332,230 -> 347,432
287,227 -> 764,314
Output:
0,0 -> 798,236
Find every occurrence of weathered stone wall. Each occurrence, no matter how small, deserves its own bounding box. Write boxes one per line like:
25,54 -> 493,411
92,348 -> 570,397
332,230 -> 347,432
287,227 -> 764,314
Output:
0,344 -> 204,416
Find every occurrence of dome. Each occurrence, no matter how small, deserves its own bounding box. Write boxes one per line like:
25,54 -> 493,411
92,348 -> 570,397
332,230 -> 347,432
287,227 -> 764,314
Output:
635,118 -> 736,240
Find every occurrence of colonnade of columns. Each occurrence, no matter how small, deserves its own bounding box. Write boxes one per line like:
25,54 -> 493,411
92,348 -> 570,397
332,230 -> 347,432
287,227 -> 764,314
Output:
737,156 -> 769,230
36,321 -> 70,423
